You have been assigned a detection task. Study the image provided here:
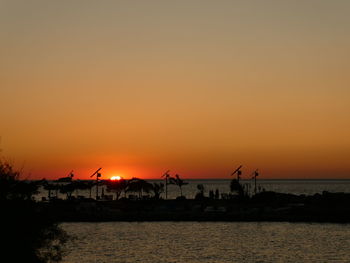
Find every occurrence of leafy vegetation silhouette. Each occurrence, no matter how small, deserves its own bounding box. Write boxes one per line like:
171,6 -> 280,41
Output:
151,182 -> 164,200
126,178 -> 153,199
105,179 -> 165,200
0,162 -> 68,263
169,174 -> 188,197
106,178 -> 129,200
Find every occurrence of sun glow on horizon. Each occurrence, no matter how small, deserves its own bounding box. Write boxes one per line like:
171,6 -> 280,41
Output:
110,175 -> 122,181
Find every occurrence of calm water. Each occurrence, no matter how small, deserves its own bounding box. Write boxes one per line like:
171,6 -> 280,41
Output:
62,222 -> 350,263
59,180 -> 350,262
38,179 -> 350,200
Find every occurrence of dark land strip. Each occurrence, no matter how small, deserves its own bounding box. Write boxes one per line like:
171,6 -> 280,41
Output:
41,191 -> 350,223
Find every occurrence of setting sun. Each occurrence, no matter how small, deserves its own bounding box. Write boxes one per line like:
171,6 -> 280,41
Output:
110,176 -> 122,181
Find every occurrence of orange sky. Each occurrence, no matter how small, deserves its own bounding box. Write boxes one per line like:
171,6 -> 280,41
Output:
1,1 -> 349,180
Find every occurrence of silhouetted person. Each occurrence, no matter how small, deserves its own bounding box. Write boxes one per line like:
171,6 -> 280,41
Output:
215,189 -> 220,199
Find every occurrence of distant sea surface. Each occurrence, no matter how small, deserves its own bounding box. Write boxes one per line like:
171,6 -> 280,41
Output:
61,222 -> 350,263
56,180 -> 350,262
160,179 -> 350,199
38,179 -> 350,200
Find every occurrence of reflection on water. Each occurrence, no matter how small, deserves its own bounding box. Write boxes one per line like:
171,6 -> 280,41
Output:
62,222 -> 350,263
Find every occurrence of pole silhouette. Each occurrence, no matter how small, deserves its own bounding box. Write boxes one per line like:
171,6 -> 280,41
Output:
161,170 -> 170,199
90,168 -> 102,200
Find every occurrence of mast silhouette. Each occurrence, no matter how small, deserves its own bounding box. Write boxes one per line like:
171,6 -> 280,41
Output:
231,165 -> 243,182
161,170 -> 170,199
251,169 -> 259,194
90,168 -> 102,200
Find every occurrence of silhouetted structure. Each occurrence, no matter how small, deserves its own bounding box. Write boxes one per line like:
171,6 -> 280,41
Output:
57,170 -> 74,182
251,169 -> 259,194
231,165 -> 242,182
230,179 -> 244,197
161,170 -> 170,199
90,168 -> 102,199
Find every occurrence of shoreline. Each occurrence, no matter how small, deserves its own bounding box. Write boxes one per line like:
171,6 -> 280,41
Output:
40,191 -> 350,223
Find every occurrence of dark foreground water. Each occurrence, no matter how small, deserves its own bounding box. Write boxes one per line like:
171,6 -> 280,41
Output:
62,222 -> 350,263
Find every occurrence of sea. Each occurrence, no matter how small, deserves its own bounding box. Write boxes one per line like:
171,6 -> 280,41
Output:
52,179 -> 350,263
62,222 -> 350,263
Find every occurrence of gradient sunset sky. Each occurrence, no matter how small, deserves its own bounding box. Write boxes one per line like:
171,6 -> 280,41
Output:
1,1 -> 349,179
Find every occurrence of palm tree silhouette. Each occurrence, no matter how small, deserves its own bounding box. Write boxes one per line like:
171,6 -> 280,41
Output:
106,179 -> 128,200
161,170 -> 170,199
151,182 -> 164,199
169,174 -> 188,197
127,178 -> 153,199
